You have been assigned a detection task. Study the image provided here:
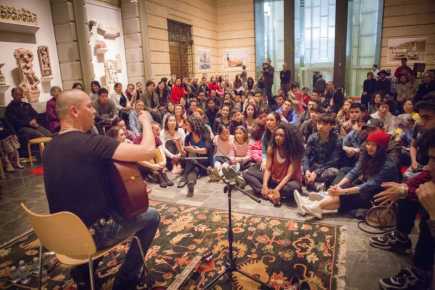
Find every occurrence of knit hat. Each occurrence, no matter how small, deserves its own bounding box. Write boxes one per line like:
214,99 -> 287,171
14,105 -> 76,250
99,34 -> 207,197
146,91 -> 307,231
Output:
366,129 -> 390,149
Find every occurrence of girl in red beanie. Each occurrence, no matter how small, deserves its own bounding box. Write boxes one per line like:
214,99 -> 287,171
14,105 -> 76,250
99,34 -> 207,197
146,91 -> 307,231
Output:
295,129 -> 400,219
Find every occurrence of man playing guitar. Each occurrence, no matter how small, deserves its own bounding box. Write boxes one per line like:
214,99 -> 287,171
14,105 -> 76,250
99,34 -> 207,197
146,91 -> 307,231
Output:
43,89 -> 160,290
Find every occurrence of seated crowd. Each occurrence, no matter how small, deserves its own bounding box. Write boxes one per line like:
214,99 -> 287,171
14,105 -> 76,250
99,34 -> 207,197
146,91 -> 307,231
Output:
2,59 -> 435,289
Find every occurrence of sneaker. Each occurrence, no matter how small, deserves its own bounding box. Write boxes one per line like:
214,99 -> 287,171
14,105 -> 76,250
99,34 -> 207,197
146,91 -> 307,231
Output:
208,168 -> 221,182
162,172 -> 174,186
177,177 -> 188,188
158,174 -> 168,188
293,190 -> 307,216
235,175 -> 247,189
379,267 -> 429,290
314,182 -> 326,192
187,183 -> 194,197
308,191 -> 327,201
369,230 -> 412,255
302,202 -> 322,219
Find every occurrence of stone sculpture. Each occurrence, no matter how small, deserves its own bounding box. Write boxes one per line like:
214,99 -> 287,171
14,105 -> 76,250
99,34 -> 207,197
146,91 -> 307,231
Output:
0,63 -> 6,86
0,5 -> 38,25
14,48 -> 40,103
37,46 -> 52,77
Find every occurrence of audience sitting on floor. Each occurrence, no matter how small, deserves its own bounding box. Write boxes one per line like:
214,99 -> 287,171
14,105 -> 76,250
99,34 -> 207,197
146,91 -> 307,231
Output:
94,88 -> 118,133
303,113 -> 342,191
2,61 -> 435,289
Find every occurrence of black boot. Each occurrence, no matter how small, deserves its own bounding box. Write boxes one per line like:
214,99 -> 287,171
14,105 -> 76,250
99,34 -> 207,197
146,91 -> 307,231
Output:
187,183 -> 194,197
162,172 -> 174,186
158,173 -> 168,188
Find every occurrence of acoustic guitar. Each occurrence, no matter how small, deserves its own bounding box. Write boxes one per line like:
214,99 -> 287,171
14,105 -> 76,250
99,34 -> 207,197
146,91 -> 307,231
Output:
110,161 -> 149,220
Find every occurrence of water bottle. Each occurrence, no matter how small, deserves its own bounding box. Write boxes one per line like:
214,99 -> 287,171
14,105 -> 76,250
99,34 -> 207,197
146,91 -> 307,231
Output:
9,266 -> 20,283
18,260 -> 31,284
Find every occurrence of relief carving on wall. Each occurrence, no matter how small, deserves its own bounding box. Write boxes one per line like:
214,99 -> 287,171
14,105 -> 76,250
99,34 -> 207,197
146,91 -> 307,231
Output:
0,64 -> 6,86
14,48 -> 40,103
37,46 -> 52,78
0,5 -> 38,25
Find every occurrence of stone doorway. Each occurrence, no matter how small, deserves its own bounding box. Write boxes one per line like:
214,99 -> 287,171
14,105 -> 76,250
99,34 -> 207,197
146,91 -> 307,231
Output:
167,19 -> 193,78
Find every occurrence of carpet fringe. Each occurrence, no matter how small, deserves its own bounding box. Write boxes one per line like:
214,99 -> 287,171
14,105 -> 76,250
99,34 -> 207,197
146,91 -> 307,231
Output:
335,226 -> 347,290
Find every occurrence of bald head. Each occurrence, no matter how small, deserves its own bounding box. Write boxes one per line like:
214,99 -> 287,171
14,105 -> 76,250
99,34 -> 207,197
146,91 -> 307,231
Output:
56,89 -> 89,120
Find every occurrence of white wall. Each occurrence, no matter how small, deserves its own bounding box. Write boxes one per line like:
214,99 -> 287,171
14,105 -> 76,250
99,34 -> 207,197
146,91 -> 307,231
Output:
0,0 -> 62,108
86,0 -> 128,92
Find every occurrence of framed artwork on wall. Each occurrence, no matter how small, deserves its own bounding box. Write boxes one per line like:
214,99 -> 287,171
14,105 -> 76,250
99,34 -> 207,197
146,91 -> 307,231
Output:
197,48 -> 211,71
223,49 -> 248,70
387,37 -> 426,65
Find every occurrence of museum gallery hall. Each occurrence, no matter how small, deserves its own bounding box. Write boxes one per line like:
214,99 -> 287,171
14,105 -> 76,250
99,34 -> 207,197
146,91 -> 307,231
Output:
0,0 -> 435,289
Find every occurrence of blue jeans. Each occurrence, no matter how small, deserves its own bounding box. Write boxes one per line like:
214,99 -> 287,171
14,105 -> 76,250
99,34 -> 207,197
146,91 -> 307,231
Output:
72,208 -> 160,290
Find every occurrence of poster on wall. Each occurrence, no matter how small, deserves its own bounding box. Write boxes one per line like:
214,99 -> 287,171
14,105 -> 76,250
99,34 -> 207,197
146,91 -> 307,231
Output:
197,48 -> 211,71
223,49 -> 248,70
387,37 -> 426,64
86,0 -> 127,92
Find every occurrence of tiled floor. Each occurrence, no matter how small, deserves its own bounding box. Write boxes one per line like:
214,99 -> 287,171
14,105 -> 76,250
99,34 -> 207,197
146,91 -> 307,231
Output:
0,167 -> 414,290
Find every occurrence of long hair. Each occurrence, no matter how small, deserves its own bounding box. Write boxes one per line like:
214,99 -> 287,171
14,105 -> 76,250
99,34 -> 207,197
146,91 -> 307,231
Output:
264,111 -> 281,147
360,146 -> 387,178
163,114 -> 178,131
244,103 -> 258,119
271,123 -> 304,162
187,116 -> 210,142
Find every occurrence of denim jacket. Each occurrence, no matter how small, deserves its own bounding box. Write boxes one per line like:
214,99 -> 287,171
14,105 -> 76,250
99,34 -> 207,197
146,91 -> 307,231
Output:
302,132 -> 342,174
345,156 -> 399,196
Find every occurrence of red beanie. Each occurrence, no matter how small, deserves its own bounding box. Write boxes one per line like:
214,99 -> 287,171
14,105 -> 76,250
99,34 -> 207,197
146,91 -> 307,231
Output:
367,129 -> 390,149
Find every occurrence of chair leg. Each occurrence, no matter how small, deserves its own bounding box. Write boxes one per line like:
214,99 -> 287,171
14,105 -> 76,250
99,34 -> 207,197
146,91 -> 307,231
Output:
132,235 -> 149,284
27,143 -> 33,167
38,244 -> 43,290
132,236 -> 146,267
39,142 -> 45,159
88,259 -> 95,290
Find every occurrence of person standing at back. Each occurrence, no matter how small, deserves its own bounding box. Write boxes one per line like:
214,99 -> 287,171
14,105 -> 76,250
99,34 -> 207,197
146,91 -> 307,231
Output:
280,63 -> 291,96
262,58 -> 275,104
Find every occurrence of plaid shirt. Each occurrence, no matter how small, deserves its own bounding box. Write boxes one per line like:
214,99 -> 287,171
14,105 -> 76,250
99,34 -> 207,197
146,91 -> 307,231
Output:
303,132 -> 342,174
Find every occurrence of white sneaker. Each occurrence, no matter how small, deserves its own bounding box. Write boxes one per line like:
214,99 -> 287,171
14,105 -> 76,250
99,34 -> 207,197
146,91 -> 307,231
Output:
293,190 -> 307,216
308,191 -> 327,201
302,203 -> 323,219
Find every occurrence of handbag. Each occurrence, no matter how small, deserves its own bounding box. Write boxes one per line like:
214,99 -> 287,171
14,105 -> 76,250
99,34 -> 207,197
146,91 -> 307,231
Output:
358,202 -> 396,234
365,203 -> 396,228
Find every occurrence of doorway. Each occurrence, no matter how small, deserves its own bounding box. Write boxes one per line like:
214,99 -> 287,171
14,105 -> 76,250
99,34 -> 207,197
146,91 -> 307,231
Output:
167,19 -> 193,78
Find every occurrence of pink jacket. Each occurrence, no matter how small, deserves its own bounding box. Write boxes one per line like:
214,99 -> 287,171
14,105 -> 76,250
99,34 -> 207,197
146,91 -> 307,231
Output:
248,140 -> 263,164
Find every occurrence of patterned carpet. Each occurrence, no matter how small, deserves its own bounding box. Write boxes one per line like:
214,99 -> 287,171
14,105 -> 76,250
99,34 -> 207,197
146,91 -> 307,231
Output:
0,201 -> 345,289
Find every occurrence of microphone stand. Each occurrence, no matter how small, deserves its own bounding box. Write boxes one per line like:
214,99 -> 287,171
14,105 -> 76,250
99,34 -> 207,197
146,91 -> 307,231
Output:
204,178 -> 272,289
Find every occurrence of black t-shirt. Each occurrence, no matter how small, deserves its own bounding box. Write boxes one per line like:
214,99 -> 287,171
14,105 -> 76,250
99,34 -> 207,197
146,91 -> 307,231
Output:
43,131 -> 119,226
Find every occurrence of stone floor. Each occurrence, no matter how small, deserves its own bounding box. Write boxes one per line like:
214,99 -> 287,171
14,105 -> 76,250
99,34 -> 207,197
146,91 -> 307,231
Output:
0,166 -> 415,290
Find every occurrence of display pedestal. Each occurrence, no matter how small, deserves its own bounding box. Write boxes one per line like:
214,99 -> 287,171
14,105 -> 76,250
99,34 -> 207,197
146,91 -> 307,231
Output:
41,76 -> 53,82
0,19 -> 39,34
